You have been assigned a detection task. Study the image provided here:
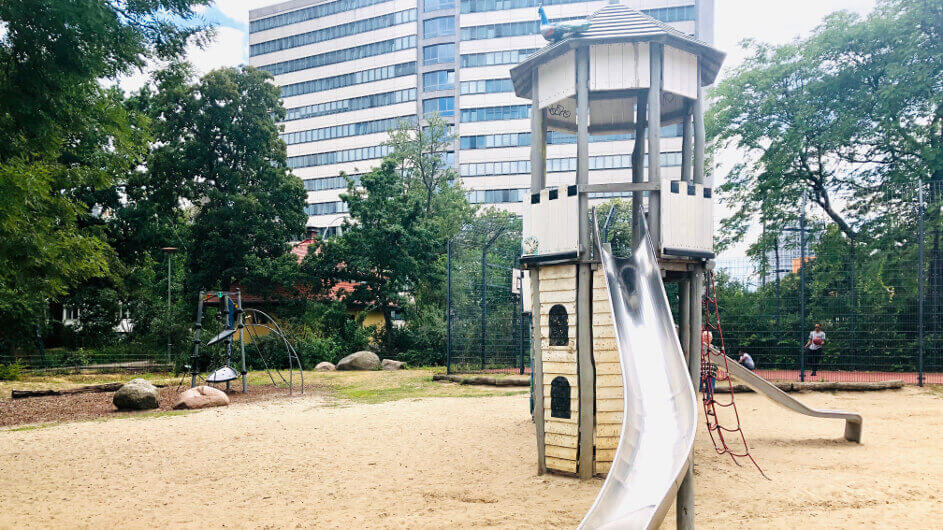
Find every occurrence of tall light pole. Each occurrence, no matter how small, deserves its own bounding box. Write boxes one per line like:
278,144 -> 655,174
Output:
161,247 -> 179,365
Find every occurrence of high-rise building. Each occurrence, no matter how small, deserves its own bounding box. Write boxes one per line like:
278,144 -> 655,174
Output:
248,0 -> 715,237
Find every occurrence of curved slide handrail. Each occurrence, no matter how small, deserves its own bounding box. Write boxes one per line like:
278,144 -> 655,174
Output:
579,215 -> 699,529
705,346 -> 862,442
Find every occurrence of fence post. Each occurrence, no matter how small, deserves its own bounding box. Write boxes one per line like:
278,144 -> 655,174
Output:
480,245 -> 487,371
919,182 -> 926,386
849,238 -> 856,372
446,239 -> 452,375
519,268 -> 526,375
799,192 -> 807,382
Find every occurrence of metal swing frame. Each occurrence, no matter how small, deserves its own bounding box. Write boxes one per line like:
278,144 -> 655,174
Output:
189,290 -> 304,395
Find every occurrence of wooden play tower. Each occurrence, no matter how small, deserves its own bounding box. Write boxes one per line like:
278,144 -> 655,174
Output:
512,2 -> 724,527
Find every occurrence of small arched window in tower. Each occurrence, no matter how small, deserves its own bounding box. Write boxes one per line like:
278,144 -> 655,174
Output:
550,376 -> 572,419
548,304 -> 569,346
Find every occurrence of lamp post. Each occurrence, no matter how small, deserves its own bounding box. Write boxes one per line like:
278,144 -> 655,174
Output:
161,247 -> 179,364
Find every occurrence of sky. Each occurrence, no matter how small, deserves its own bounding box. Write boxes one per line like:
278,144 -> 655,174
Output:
119,0 -> 881,255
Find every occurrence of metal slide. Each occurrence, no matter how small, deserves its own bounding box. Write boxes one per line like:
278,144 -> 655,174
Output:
580,217 -> 698,529
705,346 -> 863,443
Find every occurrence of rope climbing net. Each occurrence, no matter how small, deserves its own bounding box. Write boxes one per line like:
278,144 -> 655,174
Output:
699,270 -> 767,478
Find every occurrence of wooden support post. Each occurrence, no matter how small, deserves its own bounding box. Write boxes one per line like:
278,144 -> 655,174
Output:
681,103 -> 693,182
693,81 -> 706,185
648,43 -> 663,252
529,67 -> 547,475
677,267 -> 703,530
575,45 -> 595,481
632,98 -> 647,244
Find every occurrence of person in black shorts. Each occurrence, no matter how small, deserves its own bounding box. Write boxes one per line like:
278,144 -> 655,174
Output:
804,323 -> 826,376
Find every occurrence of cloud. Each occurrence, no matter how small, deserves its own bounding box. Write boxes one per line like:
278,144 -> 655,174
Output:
114,25 -> 247,93
189,26 -> 248,73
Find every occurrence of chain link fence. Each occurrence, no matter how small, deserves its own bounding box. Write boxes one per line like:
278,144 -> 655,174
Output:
445,216 -> 530,375
715,182 -> 942,384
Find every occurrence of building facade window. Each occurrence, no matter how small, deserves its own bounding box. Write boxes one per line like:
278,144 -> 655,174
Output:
250,9 -> 417,56
459,78 -> 514,94
461,0 -> 593,14
422,43 -> 455,65
466,188 -> 529,204
424,0 -> 455,12
423,16 -> 455,38
459,0 -> 695,24
460,48 -> 537,67
250,0 -> 390,32
422,70 -> 455,92
460,105 -> 530,122
285,89 -> 416,122
459,152 -> 683,177
305,201 -> 350,216
423,96 -> 455,117
281,115 -> 414,145
281,62 -> 416,99
288,145 -> 393,169
460,132 -> 531,149
303,174 -> 363,192
259,35 -> 416,76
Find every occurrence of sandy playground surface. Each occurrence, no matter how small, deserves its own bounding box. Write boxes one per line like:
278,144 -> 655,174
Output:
1,384 -> 941,528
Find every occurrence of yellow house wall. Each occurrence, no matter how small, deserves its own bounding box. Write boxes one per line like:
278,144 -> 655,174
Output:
539,264 -> 579,474
592,268 -> 623,475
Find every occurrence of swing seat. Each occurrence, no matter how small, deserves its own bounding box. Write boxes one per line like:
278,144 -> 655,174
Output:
206,366 -> 239,383
206,328 -> 237,346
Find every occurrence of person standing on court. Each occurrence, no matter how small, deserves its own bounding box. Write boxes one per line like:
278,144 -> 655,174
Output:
804,323 -> 827,376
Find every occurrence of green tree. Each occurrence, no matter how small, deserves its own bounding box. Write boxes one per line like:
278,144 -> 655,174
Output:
0,1 -> 209,354
305,116 -> 472,351
707,0 -> 943,255
136,65 -> 307,291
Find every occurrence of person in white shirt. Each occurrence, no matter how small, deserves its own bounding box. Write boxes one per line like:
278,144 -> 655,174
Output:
738,350 -> 755,371
804,323 -> 827,376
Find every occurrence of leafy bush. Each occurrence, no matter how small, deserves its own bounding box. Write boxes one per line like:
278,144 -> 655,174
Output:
56,348 -> 91,367
0,362 -> 22,381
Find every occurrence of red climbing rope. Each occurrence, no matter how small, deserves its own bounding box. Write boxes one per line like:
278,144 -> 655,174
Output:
699,270 -> 767,478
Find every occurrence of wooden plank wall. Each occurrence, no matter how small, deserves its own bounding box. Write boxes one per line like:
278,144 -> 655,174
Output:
592,267 -> 623,475
539,264 -> 579,474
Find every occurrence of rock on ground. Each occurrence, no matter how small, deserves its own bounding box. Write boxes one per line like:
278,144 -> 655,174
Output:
112,379 -> 159,410
336,351 -> 380,371
381,359 -> 406,371
173,386 -> 230,410
315,362 -> 336,372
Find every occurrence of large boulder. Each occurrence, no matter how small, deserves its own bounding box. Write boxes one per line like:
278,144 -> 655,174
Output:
315,361 -> 336,372
336,351 -> 380,371
113,378 -> 160,410
381,359 -> 406,371
173,385 -> 230,410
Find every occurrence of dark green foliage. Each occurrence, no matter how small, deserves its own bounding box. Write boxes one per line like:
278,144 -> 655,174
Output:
0,361 -> 22,381
304,116 -> 472,354
0,1 -> 210,356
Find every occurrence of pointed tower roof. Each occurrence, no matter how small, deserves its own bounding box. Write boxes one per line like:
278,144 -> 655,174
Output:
510,2 -> 725,100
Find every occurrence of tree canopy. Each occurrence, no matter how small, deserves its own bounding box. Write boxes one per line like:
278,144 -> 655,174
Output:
708,0 -> 942,254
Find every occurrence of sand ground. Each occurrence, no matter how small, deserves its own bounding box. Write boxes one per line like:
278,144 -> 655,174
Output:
1,385 -> 941,528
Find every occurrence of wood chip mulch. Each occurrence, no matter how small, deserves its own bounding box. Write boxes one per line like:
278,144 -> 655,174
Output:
0,383 -> 303,428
